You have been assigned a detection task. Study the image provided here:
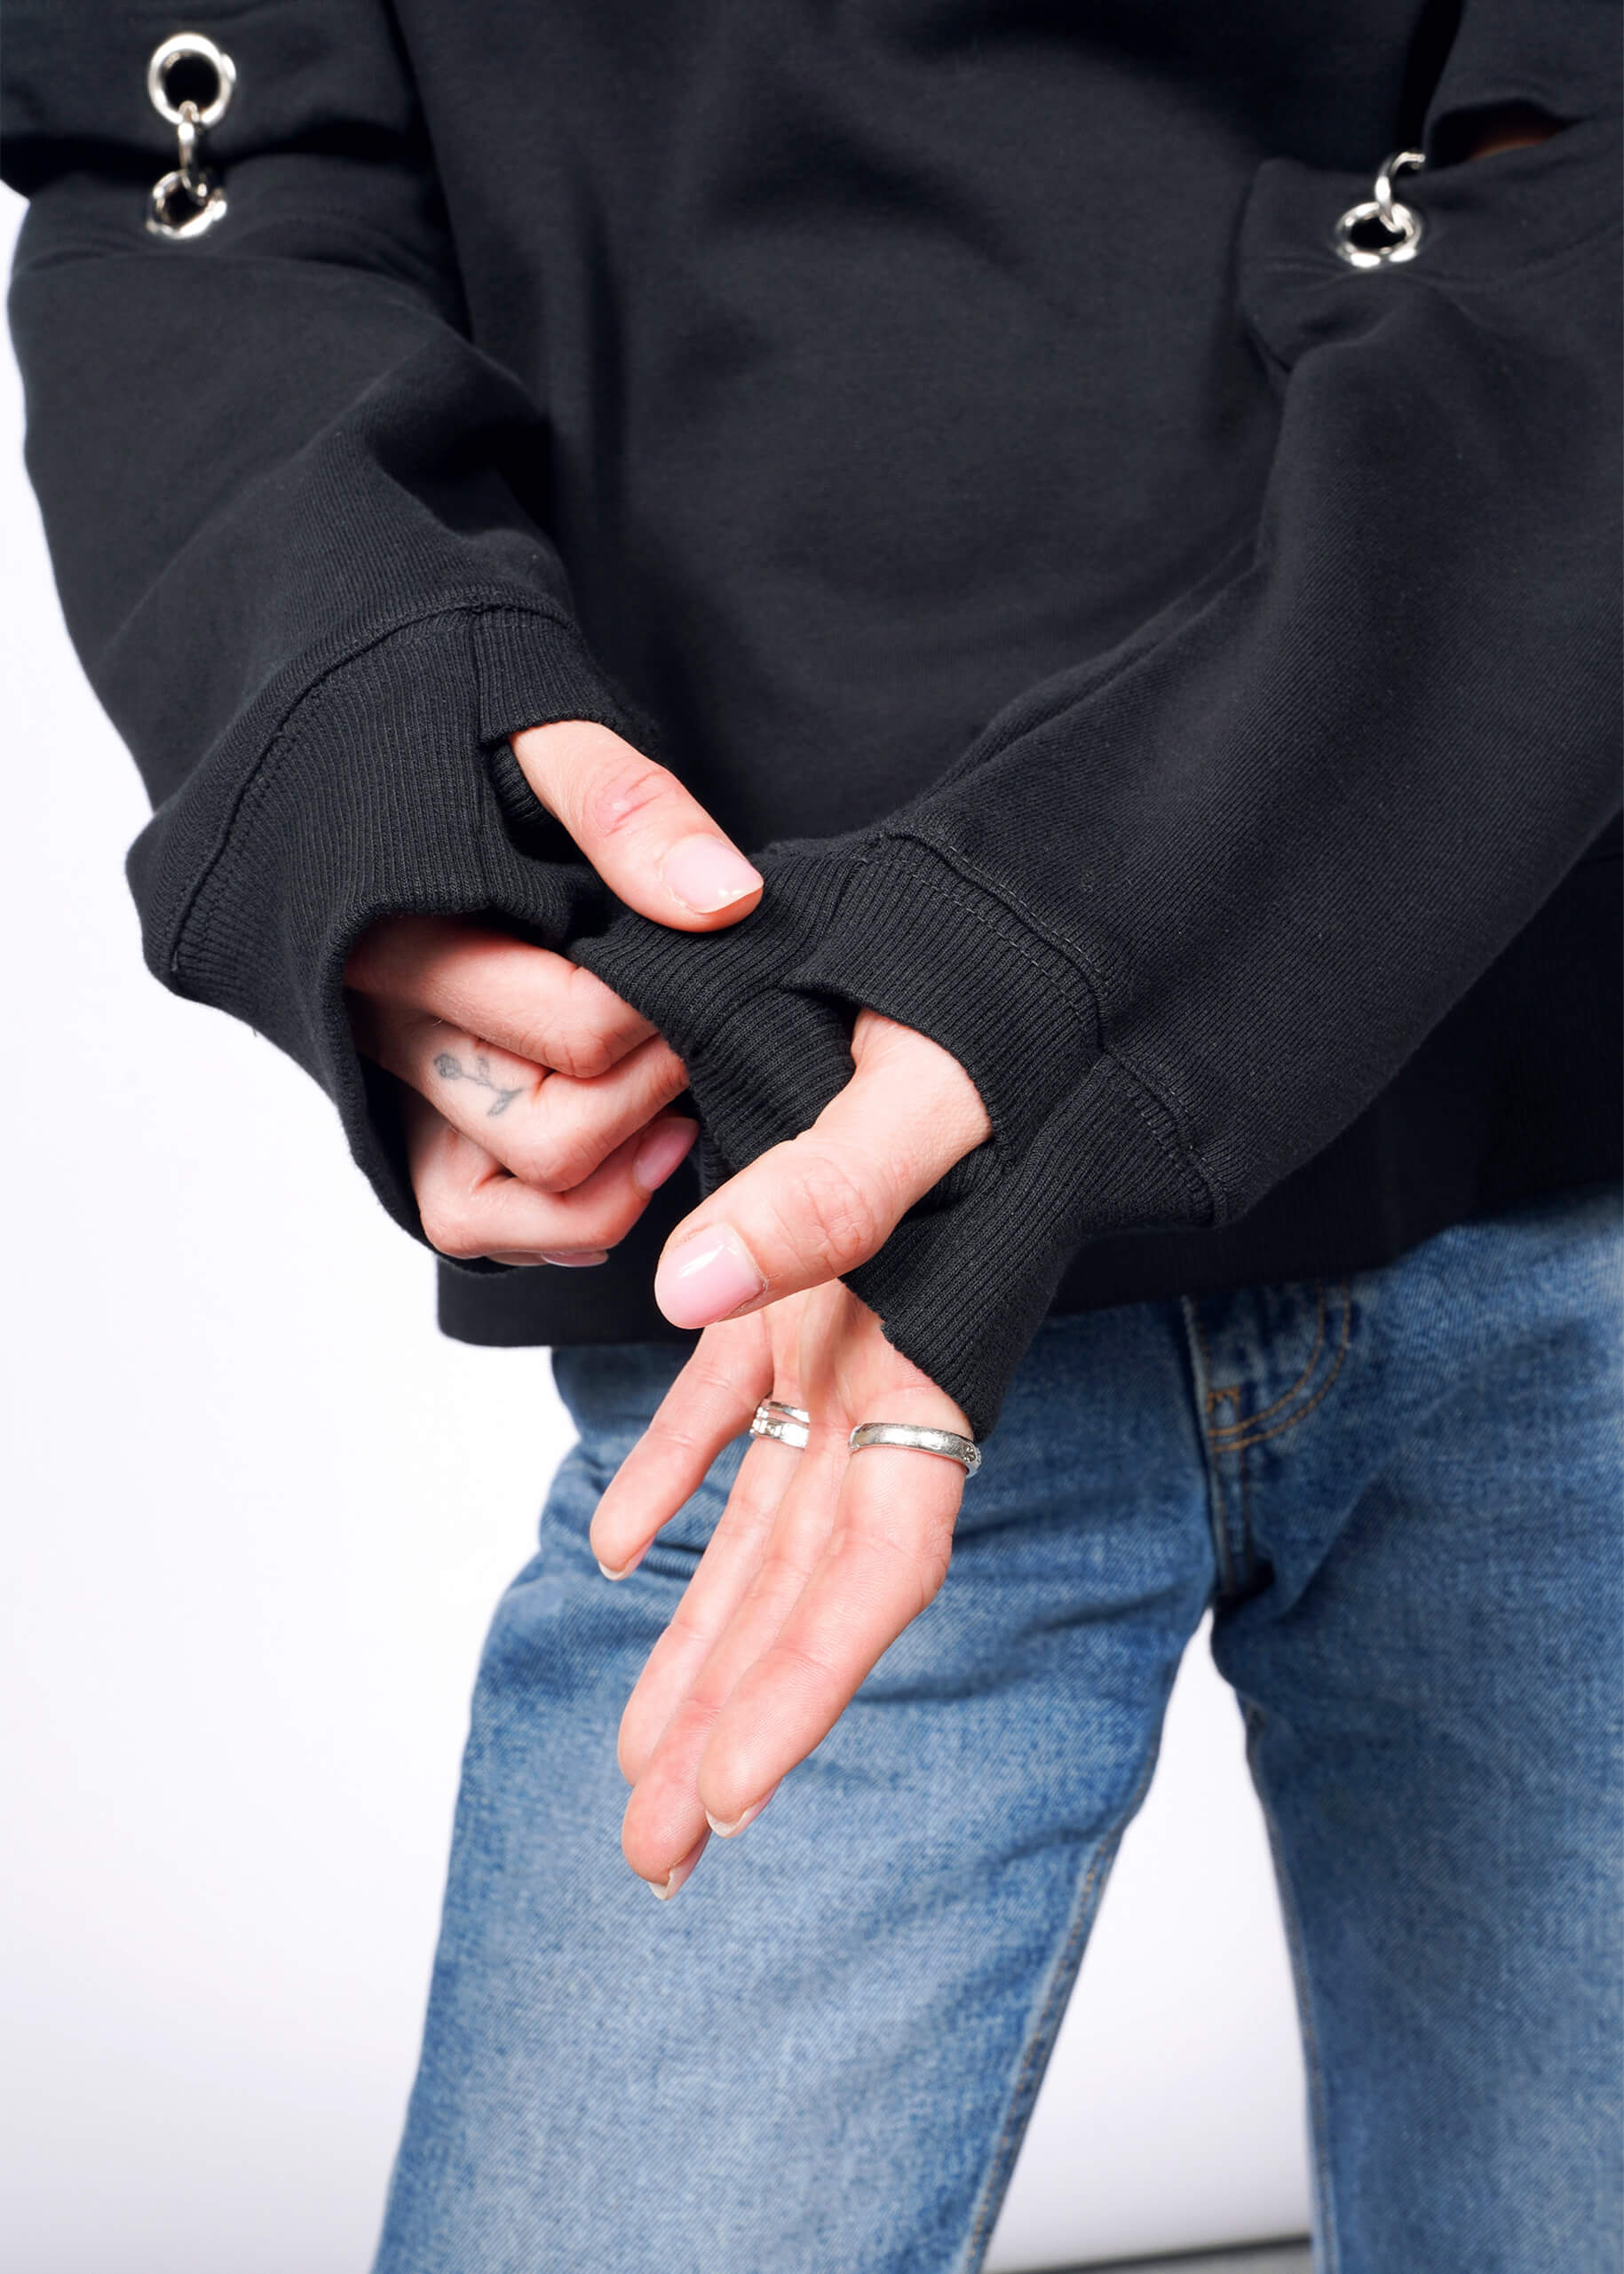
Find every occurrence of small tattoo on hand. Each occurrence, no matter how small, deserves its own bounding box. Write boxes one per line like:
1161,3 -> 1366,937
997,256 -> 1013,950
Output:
432,1050 -> 524,1117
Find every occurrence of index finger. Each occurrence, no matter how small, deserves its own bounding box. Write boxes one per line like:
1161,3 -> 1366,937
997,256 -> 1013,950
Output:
348,916 -> 656,1080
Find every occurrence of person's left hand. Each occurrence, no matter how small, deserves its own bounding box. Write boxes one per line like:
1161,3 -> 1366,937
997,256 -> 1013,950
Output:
592,1281 -> 971,1898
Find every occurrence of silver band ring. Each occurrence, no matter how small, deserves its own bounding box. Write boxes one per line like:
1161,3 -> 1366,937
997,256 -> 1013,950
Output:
751,1398 -> 811,1451
849,1422 -> 980,1477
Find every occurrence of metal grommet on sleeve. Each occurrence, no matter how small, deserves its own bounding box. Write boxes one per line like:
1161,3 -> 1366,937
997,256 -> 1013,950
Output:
849,1421 -> 981,1477
1334,147 -> 1425,269
750,1399 -> 812,1451
146,33 -> 236,240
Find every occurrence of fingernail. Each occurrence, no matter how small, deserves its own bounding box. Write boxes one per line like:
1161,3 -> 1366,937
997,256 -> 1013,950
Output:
542,1249 -> 611,1268
661,836 -> 763,915
633,1117 -> 699,1194
705,1781 -> 780,1839
654,1227 -> 766,1328
595,1554 -> 642,1581
650,1842 -> 705,1902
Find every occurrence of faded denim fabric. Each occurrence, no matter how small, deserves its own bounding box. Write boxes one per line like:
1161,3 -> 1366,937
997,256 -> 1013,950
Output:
376,1187 -> 1622,2274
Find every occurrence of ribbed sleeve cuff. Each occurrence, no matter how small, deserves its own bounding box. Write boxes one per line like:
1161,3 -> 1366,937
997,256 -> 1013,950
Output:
131,601 -> 630,1250
847,1056 -> 1209,1431
572,851 -> 860,1178
573,832 -> 1212,1434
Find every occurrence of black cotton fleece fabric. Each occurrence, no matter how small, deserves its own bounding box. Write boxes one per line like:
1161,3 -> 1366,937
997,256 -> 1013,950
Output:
5,0 -> 1620,1436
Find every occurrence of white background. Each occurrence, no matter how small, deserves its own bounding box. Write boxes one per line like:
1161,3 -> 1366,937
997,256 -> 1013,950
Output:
0,184 -> 1310,2271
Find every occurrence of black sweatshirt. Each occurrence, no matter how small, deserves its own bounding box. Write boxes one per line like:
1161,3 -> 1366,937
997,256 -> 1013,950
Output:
5,0 -> 1619,1436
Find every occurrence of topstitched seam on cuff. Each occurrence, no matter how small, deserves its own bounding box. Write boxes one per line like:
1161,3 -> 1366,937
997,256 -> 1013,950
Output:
677,856 -> 863,1057
170,599 -> 579,979
851,843 -> 1097,1022
1091,1058 -> 1216,1225
864,834 -> 1220,1224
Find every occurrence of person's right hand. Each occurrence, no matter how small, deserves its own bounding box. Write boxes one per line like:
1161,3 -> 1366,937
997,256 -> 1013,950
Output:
346,914 -> 701,1264
345,718 -> 765,1266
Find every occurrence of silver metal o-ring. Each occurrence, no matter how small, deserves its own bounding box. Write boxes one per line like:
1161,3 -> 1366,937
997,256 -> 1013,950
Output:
147,168 -> 228,241
1334,147 -> 1426,269
147,31 -> 236,129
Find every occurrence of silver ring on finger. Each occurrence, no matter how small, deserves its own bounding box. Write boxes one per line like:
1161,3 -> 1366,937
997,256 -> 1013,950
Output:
848,1421 -> 981,1477
751,1398 -> 812,1450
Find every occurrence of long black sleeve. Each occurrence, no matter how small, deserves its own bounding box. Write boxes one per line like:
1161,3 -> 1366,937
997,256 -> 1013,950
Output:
8,1 -> 1617,1427
4,0 -> 621,1245
571,0 -> 1621,1434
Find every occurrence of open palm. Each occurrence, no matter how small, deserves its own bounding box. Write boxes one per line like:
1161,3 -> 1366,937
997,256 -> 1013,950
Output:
593,1285 -> 972,1898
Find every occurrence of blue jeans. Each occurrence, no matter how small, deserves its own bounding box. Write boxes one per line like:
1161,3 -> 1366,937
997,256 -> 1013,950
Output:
376,1188 -> 1622,2274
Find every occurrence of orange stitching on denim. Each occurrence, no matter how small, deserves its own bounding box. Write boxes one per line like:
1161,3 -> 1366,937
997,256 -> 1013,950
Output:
1187,1302 -> 1230,1416
1222,1281 -> 1353,1452
1208,1281 -> 1328,1442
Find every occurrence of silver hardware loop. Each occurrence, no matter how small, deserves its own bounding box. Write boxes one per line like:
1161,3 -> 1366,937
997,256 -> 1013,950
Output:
849,1421 -> 981,1477
174,103 -> 206,191
147,168 -> 226,239
146,34 -> 235,240
147,32 -> 235,128
750,1398 -> 812,1451
1334,147 -> 1425,269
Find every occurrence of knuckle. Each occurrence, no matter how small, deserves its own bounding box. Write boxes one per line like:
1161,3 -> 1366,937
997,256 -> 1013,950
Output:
779,1140 -> 884,1273
685,1351 -> 751,1407
545,972 -> 624,1080
516,1128 -> 600,1194
497,1010 -> 596,1082
644,1412 -> 707,1462
578,755 -> 684,846
526,1093 -> 617,1192
767,1631 -> 838,1693
504,1022 -> 558,1074
551,1027 -> 619,1083
555,1182 -> 646,1251
417,1192 -> 479,1259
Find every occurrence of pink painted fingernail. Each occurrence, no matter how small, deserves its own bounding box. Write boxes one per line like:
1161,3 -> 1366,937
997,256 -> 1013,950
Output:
705,1781 -> 780,1840
661,836 -> 763,915
633,1117 -> 699,1194
542,1249 -> 610,1267
654,1227 -> 766,1327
